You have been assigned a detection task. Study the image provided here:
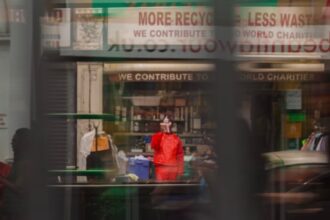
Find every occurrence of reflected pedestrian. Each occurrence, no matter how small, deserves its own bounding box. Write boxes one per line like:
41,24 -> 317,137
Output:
0,128 -> 32,220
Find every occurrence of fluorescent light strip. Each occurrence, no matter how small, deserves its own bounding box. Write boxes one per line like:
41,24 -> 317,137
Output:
104,62 -> 216,73
238,62 -> 324,72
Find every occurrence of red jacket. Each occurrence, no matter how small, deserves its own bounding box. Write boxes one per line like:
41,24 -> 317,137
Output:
151,132 -> 184,173
0,162 -> 11,205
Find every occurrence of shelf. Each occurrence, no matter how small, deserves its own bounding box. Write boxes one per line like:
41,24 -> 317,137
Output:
114,132 -> 154,136
131,119 -> 185,122
180,133 -> 204,137
47,113 -> 118,121
114,132 -> 204,137
124,145 -> 210,156
49,169 -> 117,176
126,152 -> 154,157
132,105 -> 188,107
183,144 -> 210,148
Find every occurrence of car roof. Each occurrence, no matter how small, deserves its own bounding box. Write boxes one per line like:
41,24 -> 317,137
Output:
264,150 -> 329,170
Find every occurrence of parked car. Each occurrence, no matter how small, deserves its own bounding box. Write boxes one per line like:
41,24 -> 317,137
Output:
262,150 -> 330,220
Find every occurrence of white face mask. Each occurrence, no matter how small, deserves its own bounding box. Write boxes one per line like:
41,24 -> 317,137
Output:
160,116 -> 172,133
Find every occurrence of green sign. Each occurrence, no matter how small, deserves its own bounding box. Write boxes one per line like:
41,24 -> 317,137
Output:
287,112 -> 306,122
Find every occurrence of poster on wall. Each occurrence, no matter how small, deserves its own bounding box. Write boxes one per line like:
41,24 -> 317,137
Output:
285,89 -> 302,110
0,113 -> 7,129
285,122 -> 302,139
41,8 -> 71,49
73,8 -> 103,50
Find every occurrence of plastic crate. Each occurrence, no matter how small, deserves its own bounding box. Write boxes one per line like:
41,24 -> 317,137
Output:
127,159 -> 150,180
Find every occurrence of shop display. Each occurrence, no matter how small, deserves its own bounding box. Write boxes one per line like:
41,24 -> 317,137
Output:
77,127 -> 119,179
48,64 -> 216,183
73,62 -> 214,182
78,129 -> 96,171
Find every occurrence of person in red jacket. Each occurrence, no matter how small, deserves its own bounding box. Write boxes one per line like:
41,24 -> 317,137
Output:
151,115 -> 184,181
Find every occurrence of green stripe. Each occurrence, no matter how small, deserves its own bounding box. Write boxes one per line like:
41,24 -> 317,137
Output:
236,0 -> 277,6
93,0 -> 210,3
47,113 -> 119,121
92,0 -> 212,8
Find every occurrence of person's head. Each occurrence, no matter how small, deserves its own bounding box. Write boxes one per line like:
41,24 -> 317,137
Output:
160,115 -> 173,133
12,128 -> 31,158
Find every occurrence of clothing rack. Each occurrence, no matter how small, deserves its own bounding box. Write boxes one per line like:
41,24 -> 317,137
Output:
47,113 -> 118,166
91,121 -> 100,152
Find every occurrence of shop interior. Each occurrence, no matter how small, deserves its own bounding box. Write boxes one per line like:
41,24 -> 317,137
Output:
49,60 -> 330,184
240,61 -> 330,152
74,61 -> 216,183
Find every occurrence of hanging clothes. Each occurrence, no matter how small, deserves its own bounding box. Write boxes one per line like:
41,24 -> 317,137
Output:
315,133 -> 329,152
301,132 -> 329,152
87,133 -> 113,170
86,133 -> 118,172
78,131 -> 113,169
86,134 -> 119,181
87,151 -> 108,170
76,130 -> 119,184
90,134 -> 110,152
78,129 -> 119,182
77,130 -> 95,171
301,132 -> 322,151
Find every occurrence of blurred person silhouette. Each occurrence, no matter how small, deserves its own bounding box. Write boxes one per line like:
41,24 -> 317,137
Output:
0,128 -> 32,220
0,162 -> 11,217
302,119 -> 330,152
233,97 -> 266,220
151,115 -> 184,181
309,119 -> 330,220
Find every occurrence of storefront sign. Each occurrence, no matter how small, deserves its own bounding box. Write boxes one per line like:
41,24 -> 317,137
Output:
240,72 -> 329,82
287,112 -> 306,122
108,6 -> 214,46
56,6 -> 330,59
109,72 -> 210,82
234,7 -> 330,57
236,7 -> 319,42
0,113 -> 7,129
106,6 -> 330,56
